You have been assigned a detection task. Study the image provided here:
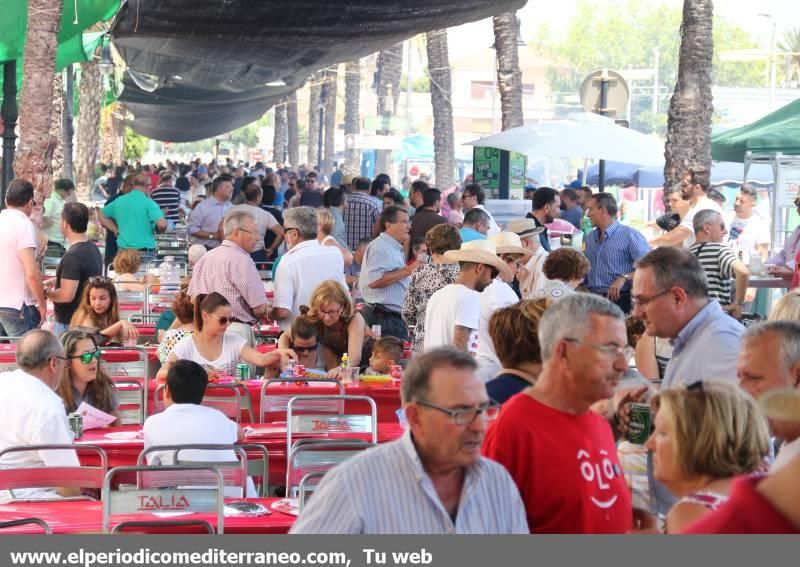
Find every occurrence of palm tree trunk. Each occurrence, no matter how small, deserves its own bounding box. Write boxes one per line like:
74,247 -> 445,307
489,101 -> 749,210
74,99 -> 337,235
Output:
307,75 -> 321,168
322,66 -> 339,179
664,0 -> 714,191
100,102 -> 124,165
76,60 -> 102,196
286,91 -> 299,168
375,43 -> 403,176
492,12 -> 524,130
62,65 -> 75,180
50,72 -> 64,180
426,29 -> 455,189
273,100 -> 287,165
13,0 -> 64,221
344,60 -> 361,174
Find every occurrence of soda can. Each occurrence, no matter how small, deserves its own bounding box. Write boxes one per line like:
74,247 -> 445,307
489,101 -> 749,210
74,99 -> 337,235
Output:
68,412 -> 83,439
293,364 -> 306,379
625,402 -> 652,445
390,364 -> 403,380
235,363 -> 250,382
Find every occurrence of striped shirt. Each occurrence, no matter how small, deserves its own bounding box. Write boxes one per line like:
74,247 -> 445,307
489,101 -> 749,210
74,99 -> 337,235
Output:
187,240 -> 267,323
584,221 -> 650,293
151,186 -> 181,222
345,192 -> 382,250
290,432 -> 529,534
689,242 -> 736,304
359,232 -> 408,313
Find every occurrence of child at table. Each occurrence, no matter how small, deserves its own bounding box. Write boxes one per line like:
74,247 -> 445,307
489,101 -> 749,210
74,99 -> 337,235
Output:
143,359 -> 255,497
112,249 -> 152,292
363,336 -> 403,375
69,276 -> 139,346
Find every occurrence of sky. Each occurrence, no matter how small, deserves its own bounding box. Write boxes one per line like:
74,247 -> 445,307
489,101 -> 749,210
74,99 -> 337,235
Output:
448,0 -> 800,58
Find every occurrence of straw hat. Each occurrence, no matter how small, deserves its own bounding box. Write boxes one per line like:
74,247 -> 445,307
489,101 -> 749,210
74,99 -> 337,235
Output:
443,240 -> 513,281
759,389 -> 800,423
507,218 -> 545,238
342,173 -> 356,186
490,231 -> 532,259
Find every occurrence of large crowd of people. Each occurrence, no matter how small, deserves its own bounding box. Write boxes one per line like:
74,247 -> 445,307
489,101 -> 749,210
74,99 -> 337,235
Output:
0,158 -> 798,535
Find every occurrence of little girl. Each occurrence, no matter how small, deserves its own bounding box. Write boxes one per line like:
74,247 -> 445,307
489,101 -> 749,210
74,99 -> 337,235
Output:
70,276 -> 139,345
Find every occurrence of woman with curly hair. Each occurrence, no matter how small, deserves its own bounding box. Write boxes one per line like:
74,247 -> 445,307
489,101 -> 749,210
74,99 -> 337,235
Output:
536,247 -> 591,301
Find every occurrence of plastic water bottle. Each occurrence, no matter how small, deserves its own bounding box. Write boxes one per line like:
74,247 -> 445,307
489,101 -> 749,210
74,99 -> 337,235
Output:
159,256 -> 180,291
280,359 -> 295,380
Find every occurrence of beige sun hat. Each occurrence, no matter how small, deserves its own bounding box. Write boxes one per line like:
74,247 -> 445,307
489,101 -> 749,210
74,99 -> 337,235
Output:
759,389 -> 800,423
490,231 -> 533,259
507,218 -> 545,238
443,240 -> 513,281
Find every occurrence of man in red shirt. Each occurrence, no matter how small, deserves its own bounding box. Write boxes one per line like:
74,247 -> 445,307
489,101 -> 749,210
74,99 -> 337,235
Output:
482,292 -> 633,533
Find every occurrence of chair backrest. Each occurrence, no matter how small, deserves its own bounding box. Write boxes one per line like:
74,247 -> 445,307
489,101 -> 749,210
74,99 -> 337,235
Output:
237,444 -> 270,497
0,445 -> 107,501
298,471 -> 326,511
128,313 -> 160,342
137,444 -> 248,498
145,284 -> 178,313
112,519 -> 214,534
103,465 -> 224,534
116,290 -> 146,304
112,379 -> 145,425
260,378 -> 345,423
286,440 -> 373,498
0,518 -> 51,534
286,394 -> 378,451
100,346 -> 149,419
153,384 -> 243,423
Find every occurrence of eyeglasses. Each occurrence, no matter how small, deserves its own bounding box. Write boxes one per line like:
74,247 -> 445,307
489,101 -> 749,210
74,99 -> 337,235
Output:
564,338 -> 634,361
51,355 -> 69,364
206,312 -> 231,326
415,399 -> 500,426
237,227 -> 257,236
488,267 -> 500,279
69,349 -> 102,365
687,381 -> 704,393
319,307 -> 343,318
290,344 -> 318,354
632,289 -> 672,308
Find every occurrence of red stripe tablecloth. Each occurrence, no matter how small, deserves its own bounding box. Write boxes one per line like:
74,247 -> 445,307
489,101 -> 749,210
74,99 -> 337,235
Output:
0,497 -> 295,534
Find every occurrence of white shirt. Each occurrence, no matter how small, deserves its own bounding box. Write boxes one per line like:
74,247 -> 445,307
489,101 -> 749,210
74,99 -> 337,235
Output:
519,247 -> 550,300
0,208 -> 38,309
0,369 -> 79,503
273,239 -> 345,331
291,431 -> 528,534
143,403 -> 254,497
680,196 -> 722,247
475,279 -> 519,382
771,437 -> 800,473
423,283 -> 480,353
724,213 -> 770,262
170,332 -> 247,377
536,279 -> 576,302
226,204 -> 279,252
474,204 -> 500,236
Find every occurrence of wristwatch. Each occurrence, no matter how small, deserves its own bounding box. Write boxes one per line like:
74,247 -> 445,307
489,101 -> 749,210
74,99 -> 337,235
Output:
622,273 -> 631,281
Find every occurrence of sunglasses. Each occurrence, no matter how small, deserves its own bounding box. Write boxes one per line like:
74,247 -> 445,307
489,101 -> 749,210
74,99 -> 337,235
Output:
69,349 -> 102,365
291,344 -> 318,354
206,312 -> 231,326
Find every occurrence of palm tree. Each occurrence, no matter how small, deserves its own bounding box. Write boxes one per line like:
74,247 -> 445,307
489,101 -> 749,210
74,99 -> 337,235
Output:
322,66 -> 339,178
663,0 -> 713,192
76,60 -> 103,194
426,29 -> 455,189
286,91 -> 299,168
49,72 -> 64,179
100,102 -> 124,165
492,12 -> 524,130
307,74 -> 322,168
273,100 -> 287,165
344,60 -> 361,174
13,0 -> 64,217
779,27 -> 800,87
375,43 -> 403,176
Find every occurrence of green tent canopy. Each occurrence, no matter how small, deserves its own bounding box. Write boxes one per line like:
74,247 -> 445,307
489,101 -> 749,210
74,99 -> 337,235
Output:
711,99 -> 800,163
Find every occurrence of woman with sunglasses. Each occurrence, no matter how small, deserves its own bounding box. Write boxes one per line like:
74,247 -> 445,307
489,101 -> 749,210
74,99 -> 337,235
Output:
265,307 -> 324,378
70,276 -> 139,346
157,292 -> 296,381
57,329 -> 119,425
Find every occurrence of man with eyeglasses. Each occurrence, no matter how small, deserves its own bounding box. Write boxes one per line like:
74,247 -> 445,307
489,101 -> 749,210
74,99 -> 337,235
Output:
292,347 -> 527,534
0,330 -> 80,503
483,293 -> 634,533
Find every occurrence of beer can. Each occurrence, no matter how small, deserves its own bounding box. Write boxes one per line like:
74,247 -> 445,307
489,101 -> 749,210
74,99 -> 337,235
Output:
390,364 -> 403,380
625,402 -> 652,445
235,363 -> 250,382
293,364 -> 306,379
68,412 -> 83,439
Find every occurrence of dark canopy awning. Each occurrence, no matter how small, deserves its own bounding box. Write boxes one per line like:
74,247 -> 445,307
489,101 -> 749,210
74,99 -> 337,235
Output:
113,0 -> 525,141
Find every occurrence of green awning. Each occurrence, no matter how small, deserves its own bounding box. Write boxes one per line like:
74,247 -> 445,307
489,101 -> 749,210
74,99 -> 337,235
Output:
711,99 -> 800,163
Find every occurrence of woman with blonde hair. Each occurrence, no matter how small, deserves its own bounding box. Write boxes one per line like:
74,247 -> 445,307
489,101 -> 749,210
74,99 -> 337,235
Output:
769,289 -> 800,321
277,280 -> 368,375
112,248 -> 150,292
646,380 -> 770,533
317,208 -> 353,267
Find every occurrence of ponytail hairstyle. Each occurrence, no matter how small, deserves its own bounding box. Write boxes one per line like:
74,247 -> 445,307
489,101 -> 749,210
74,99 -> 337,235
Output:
193,292 -> 230,332
291,305 -> 319,342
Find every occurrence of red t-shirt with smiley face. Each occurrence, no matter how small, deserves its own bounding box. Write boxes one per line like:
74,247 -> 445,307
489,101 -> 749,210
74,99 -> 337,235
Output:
482,393 -> 632,534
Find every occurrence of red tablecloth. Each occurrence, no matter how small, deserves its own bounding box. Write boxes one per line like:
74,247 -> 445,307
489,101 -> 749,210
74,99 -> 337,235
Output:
77,422 -> 405,485
0,497 -> 295,534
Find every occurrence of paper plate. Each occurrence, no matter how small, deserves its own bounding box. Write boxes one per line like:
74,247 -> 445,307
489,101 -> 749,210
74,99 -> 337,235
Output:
270,499 -> 299,517
104,431 -> 142,440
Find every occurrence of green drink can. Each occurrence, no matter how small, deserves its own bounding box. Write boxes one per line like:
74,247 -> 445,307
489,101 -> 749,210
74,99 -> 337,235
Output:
235,363 -> 250,382
626,403 -> 652,445
68,412 -> 83,439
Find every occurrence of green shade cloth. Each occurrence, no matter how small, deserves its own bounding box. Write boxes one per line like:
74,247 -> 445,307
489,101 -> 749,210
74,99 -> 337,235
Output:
711,99 -> 800,163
